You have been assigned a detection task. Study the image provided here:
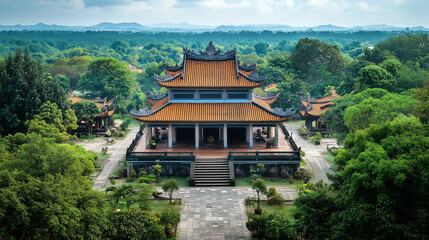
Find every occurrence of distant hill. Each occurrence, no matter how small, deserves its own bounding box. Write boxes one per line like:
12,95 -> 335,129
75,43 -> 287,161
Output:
0,22 -> 427,32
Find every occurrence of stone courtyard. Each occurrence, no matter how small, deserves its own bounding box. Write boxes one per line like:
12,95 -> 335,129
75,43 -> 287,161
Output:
164,187 -> 297,240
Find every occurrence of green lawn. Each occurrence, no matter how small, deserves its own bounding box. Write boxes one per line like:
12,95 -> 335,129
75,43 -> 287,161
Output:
322,151 -> 337,171
235,177 -> 301,187
97,153 -> 109,159
106,176 -> 189,188
246,202 -> 296,219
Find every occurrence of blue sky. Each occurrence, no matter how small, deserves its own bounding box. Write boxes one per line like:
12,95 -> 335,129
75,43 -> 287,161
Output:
0,0 -> 427,27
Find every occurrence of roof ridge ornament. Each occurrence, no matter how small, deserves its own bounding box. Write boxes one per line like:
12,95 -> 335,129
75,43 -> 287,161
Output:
130,107 -> 154,116
145,91 -> 168,100
154,72 -> 181,82
238,60 -> 257,71
183,41 -> 237,61
253,91 -> 279,99
272,107 -> 296,116
163,62 -> 183,71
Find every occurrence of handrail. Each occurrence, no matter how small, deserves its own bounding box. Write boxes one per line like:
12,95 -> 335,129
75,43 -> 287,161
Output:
228,151 -> 300,162
126,124 -> 145,153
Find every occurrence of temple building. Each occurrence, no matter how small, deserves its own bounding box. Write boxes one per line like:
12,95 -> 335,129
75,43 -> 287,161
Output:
69,95 -> 115,133
130,42 -> 294,149
300,91 -> 340,135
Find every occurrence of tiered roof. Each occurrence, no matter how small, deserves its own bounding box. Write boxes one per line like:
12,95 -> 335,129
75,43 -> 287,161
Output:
132,102 -> 293,123
131,42 -> 293,123
300,91 -> 340,117
156,42 -> 265,89
69,95 -> 115,118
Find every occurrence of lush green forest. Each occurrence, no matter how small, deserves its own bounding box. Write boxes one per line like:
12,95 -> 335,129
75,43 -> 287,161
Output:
0,30 -> 428,239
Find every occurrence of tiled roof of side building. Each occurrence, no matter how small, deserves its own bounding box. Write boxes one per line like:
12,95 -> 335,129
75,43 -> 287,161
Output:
301,92 -> 340,117
155,59 -> 265,88
69,96 -> 113,108
131,102 -> 292,123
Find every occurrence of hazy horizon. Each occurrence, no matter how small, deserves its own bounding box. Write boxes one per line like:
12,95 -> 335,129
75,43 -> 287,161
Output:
0,0 -> 427,28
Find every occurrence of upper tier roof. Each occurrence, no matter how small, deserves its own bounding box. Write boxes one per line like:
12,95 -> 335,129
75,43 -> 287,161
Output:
156,42 -> 266,89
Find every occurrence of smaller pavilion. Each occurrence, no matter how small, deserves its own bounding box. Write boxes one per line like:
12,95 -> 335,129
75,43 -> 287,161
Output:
300,91 -> 340,135
69,95 -> 115,132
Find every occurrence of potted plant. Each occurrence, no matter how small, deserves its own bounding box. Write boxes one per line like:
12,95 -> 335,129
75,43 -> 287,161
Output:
149,137 -> 157,149
265,138 -> 275,148
152,164 -> 162,183
312,132 -> 322,145
252,179 -> 267,214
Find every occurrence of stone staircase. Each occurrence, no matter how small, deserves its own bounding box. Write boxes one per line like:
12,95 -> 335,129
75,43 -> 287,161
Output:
193,158 -> 232,186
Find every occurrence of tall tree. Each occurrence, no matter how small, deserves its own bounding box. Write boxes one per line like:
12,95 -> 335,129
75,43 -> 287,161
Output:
79,57 -> 137,99
0,48 -> 67,135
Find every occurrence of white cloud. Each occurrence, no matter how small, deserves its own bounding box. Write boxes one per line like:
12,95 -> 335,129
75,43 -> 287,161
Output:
357,1 -> 381,12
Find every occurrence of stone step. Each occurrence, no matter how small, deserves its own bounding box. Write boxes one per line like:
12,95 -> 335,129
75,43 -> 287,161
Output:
195,166 -> 229,169
194,177 -> 230,181
194,182 -> 231,186
195,173 -> 230,176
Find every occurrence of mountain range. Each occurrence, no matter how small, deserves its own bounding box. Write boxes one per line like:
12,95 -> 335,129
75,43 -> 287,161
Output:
0,22 -> 427,32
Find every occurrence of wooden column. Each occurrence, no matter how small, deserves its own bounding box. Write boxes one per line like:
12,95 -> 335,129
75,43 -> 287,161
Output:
195,124 -> 199,149
249,124 -> 253,148
275,124 -> 279,148
172,127 -> 176,144
223,124 -> 228,148
145,124 -> 150,148
168,124 -> 173,148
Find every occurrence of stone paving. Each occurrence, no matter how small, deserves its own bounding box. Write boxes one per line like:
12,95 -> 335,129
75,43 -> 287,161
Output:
81,127 -> 140,190
285,123 -> 335,183
161,187 -> 297,240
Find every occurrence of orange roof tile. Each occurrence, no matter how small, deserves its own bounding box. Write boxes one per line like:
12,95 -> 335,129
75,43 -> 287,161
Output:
151,96 -> 169,111
69,96 -> 113,108
156,59 -> 264,88
165,69 -> 182,76
253,96 -> 272,111
132,102 -> 290,123
301,92 -> 340,117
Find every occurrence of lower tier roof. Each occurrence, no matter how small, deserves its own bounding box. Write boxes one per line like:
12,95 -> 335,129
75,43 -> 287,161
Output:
131,102 -> 292,123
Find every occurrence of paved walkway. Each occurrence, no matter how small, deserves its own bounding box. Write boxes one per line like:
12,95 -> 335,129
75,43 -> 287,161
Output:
285,123 -> 335,183
91,127 -> 140,190
164,186 -> 297,240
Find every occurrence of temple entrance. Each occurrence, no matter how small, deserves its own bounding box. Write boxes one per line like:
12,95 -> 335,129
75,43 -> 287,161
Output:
227,127 -> 246,145
176,127 -> 195,144
202,127 -> 220,144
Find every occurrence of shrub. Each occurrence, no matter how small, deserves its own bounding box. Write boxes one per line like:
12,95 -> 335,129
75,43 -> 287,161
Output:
298,127 -> 307,136
268,193 -> 285,206
265,213 -> 296,240
160,206 -> 181,230
138,170 -> 147,178
126,176 -> 134,182
266,187 -> 278,199
246,214 -> 267,238
300,150 -> 305,157
311,132 -> 323,142
130,169 -> 137,178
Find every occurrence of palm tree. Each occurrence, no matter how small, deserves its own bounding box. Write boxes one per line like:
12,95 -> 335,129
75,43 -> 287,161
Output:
162,180 -> 179,204
106,184 -> 136,209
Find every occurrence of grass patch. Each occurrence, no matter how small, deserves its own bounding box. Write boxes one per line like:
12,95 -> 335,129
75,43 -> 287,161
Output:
97,153 -> 109,159
235,177 -> 301,187
122,115 -> 140,128
322,151 -> 337,171
246,202 -> 296,219
107,176 -> 189,188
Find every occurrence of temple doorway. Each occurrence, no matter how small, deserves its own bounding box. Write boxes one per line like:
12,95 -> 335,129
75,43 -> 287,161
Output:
227,127 -> 247,145
175,127 -> 195,144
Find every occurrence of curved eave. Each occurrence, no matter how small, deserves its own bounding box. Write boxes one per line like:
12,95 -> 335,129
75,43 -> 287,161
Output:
238,71 -> 266,83
146,95 -> 168,106
154,73 -> 182,84
163,63 -> 183,72
130,102 -> 291,123
254,93 -> 280,104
